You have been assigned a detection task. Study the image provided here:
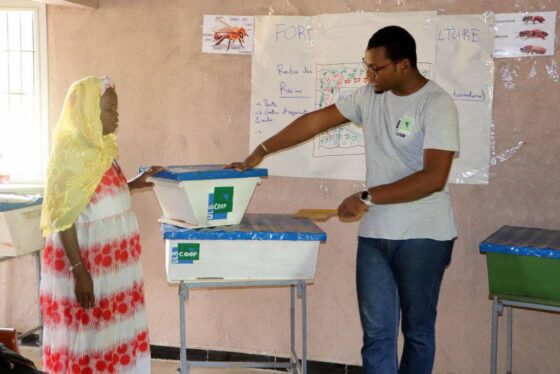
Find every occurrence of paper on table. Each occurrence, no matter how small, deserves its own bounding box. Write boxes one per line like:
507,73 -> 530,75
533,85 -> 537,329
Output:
0,194 -> 41,204
158,217 -> 197,229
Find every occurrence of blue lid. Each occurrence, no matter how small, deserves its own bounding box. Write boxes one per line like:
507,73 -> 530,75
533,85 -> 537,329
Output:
142,165 -> 268,181
162,213 -> 327,241
480,225 -> 560,259
0,197 -> 43,212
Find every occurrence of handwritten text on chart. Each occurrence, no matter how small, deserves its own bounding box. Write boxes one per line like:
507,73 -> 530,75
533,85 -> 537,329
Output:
279,81 -> 310,98
275,24 -> 313,42
276,64 -> 313,76
254,98 -> 308,124
452,89 -> 485,102
438,27 -> 481,43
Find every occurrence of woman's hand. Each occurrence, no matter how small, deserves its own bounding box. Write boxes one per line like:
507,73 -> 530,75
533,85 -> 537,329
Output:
73,267 -> 95,309
59,225 -> 95,308
225,146 -> 266,171
128,166 -> 164,190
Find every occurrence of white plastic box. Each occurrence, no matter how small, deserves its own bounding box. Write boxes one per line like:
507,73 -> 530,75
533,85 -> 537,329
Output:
0,200 -> 44,257
161,214 -> 327,283
148,165 -> 267,228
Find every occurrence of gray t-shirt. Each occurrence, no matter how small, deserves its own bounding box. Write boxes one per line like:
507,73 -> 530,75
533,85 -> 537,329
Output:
336,80 -> 459,240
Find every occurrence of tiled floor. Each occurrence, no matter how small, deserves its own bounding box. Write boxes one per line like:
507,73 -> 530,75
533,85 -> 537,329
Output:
20,346 -> 283,373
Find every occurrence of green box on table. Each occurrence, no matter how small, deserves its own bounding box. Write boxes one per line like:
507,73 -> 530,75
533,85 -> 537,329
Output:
480,225 -> 560,306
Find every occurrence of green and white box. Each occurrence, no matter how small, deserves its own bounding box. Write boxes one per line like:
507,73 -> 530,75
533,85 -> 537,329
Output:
161,214 -> 327,282
148,165 -> 267,228
0,199 -> 44,257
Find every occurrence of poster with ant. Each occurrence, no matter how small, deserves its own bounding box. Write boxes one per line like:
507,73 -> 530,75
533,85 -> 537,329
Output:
202,15 -> 254,54
493,11 -> 556,58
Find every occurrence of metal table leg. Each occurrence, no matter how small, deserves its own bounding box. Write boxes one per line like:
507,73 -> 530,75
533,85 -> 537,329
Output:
490,297 -> 560,373
490,296 -> 501,374
507,306 -> 512,374
290,285 -> 296,374
177,280 -> 307,373
179,282 -> 189,374
298,281 -> 307,374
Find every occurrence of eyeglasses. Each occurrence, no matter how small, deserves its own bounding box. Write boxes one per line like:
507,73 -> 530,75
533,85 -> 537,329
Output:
362,58 -> 402,75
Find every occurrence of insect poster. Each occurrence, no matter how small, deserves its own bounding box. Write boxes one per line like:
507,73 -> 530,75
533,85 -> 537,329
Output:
493,11 -> 556,58
202,15 -> 254,54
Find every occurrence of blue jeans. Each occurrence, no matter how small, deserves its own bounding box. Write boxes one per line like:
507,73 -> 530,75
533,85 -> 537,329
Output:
356,237 -> 454,374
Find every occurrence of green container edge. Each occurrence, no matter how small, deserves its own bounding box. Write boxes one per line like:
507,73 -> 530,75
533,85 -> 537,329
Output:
486,252 -> 560,303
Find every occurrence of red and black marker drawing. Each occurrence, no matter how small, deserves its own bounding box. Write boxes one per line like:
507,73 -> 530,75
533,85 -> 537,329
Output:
517,29 -> 549,40
520,45 -> 547,54
522,15 -> 545,24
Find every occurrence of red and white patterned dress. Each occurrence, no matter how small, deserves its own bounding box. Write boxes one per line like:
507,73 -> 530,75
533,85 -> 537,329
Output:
40,162 -> 150,373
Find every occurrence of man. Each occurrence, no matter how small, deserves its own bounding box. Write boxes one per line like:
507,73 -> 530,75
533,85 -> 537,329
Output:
227,25 -> 459,374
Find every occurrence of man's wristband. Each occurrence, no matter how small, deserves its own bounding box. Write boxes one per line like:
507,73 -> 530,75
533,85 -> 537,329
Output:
259,142 -> 269,154
360,190 -> 375,207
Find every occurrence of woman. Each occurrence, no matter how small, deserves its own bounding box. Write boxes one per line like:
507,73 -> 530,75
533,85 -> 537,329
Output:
40,76 -> 161,373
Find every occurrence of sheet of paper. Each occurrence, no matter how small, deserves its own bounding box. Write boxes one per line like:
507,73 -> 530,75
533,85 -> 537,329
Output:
251,12 -> 494,184
435,14 -> 495,184
250,16 -> 315,178
494,11 -> 556,58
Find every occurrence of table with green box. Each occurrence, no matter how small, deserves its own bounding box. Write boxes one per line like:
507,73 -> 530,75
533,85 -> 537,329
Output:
480,225 -> 560,374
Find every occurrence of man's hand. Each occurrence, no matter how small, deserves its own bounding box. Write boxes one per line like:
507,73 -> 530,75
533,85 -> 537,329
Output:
73,267 -> 95,309
337,193 -> 369,221
128,166 -> 164,190
225,146 -> 266,171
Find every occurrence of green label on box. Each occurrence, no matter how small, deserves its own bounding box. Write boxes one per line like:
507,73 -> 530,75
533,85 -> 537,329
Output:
212,186 -> 234,214
177,243 -> 200,262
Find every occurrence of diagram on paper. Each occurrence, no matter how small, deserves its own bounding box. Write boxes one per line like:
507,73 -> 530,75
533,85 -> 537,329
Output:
313,63 -> 367,157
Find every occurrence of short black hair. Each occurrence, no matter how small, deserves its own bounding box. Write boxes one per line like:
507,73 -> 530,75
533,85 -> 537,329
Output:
367,26 -> 417,68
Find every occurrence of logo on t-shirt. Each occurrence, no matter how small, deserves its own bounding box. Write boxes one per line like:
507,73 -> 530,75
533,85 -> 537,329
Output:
395,116 -> 414,138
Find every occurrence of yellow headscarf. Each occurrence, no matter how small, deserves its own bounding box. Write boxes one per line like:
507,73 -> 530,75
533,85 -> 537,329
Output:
40,76 -> 119,236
